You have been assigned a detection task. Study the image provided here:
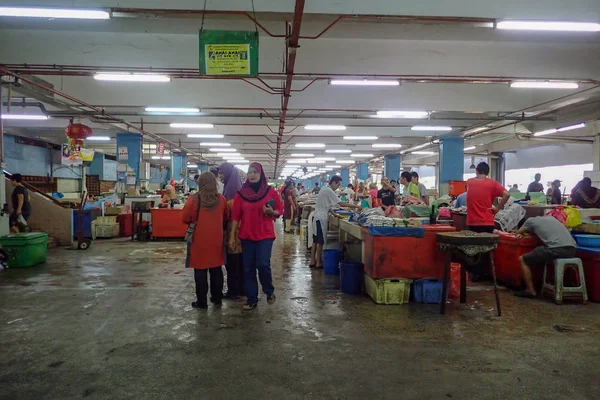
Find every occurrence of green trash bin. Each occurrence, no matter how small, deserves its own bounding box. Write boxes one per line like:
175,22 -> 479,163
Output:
0,233 -> 48,268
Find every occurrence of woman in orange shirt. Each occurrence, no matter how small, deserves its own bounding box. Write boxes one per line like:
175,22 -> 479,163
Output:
182,172 -> 230,309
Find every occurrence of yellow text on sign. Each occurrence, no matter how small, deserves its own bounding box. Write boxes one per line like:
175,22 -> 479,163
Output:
205,44 -> 250,75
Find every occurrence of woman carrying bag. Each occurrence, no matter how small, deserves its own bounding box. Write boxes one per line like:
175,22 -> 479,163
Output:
182,172 -> 230,309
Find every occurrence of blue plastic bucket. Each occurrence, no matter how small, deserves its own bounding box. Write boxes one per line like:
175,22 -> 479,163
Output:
340,261 -> 364,295
323,249 -> 342,275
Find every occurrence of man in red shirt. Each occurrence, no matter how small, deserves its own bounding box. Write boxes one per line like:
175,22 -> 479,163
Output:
466,162 -> 510,233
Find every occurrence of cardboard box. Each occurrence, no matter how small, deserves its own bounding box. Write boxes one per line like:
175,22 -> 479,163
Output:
105,206 -> 125,215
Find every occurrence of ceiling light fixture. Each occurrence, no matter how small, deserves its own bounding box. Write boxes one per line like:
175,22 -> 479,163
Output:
336,160 -> 354,164
343,136 -> 378,140
510,81 -> 579,89
557,122 -> 586,132
372,144 -> 402,148
304,125 -> 346,131
186,134 -> 223,139
94,73 -> 170,82
295,143 -> 326,148
87,136 -> 111,141
350,153 -> 374,158
290,153 -> 314,157
171,123 -> 214,129
311,157 -> 336,162
161,156 -> 171,160
210,148 -> 237,153
145,107 -> 200,113
325,149 -> 352,154
411,151 -> 435,155
330,79 -> 400,86
0,7 -> 110,19
200,142 -> 230,147
411,126 -> 452,131
497,20 -> 600,32
533,129 -> 557,137
1,114 -> 48,120
376,111 -> 429,119
216,152 -> 241,157
325,165 -> 342,168
463,146 -> 477,151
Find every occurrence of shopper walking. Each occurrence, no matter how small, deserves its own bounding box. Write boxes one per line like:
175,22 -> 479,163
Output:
219,162 -> 245,300
182,172 -> 229,309
282,179 -> 297,233
230,162 -> 283,310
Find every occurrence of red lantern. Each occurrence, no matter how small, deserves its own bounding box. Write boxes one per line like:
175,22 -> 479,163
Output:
65,122 -> 93,154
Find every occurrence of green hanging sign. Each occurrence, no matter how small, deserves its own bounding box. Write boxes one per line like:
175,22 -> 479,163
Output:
199,30 -> 259,76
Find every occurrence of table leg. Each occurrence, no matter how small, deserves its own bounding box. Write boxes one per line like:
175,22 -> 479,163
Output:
460,261 -> 467,304
489,251 -> 502,316
440,251 -> 451,315
131,212 -> 135,241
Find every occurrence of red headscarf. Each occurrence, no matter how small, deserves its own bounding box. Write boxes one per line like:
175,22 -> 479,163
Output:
238,162 -> 270,203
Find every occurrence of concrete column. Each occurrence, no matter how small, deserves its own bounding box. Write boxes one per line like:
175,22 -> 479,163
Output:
383,154 -> 401,181
439,137 -> 464,195
340,168 -> 350,187
170,153 -> 188,183
116,132 -> 142,184
357,162 -> 369,181
594,131 -> 600,171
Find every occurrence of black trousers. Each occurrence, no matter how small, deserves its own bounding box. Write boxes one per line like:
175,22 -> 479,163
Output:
226,253 -> 244,296
194,267 -> 223,304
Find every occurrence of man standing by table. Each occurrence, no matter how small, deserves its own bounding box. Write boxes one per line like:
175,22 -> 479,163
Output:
466,162 -> 511,233
527,173 -> 544,193
377,177 -> 396,207
514,216 -> 577,298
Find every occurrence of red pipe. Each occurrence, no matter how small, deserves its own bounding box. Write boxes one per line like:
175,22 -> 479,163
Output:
273,0 -> 306,178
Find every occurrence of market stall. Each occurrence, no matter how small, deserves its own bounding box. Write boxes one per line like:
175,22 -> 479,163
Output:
151,208 -> 187,239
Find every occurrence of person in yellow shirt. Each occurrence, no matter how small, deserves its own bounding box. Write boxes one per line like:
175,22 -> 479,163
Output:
400,171 -> 420,197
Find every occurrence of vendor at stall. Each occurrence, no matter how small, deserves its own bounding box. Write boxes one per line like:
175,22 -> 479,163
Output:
160,185 -> 178,205
311,182 -> 321,194
310,176 -> 361,269
410,171 -> 429,205
466,162 -> 510,233
571,177 -> 600,208
550,180 -> 563,205
353,181 -> 369,201
399,171 -> 420,197
527,173 -> 544,193
377,177 -> 396,207
514,216 -> 577,298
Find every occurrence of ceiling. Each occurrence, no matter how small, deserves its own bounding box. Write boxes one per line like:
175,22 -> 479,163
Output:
1,1 -> 600,178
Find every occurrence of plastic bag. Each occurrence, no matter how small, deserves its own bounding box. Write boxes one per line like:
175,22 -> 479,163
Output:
564,206 -> 582,228
546,207 -> 568,226
495,203 -> 525,232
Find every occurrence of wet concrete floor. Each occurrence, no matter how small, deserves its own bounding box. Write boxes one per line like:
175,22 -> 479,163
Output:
1,224 -> 599,399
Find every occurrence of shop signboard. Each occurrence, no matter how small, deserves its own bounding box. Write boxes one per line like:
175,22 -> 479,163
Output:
199,30 -> 259,76
118,146 -> 128,161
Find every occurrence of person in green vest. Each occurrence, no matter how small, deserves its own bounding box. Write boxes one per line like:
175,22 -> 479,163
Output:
399,171 -> 420,197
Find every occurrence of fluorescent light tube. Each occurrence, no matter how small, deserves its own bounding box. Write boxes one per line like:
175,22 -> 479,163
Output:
1,114 -> 48,120
412,151 -> 435,155
325,165 -> 342,168
497,20 -> 600,32
411,126 -> 452,131
463,146 -> 477,151
325,149 -> 352,154
336,160 -> 354,164
216,153 -> 240,157
304,125 -> 346,131
330,80 -> 399,86
533,129 -> 558,137
290,153 -> 314,157
350,153 -> 374,158
372,144 -> 402,148
295,143 -> 326,148
343,136 -> 378,140
171,123 -> 214,129
187,134 -> 223,139
557,122 -> 586,132
376,111 -> 428,118
94,73 -> 170,82
510,81 -> 579,89
0,7 -> 110,19
87,136 -> 111,141
146,107 -> 200,113
200,142 -> 230,147
210,148 -> 236,152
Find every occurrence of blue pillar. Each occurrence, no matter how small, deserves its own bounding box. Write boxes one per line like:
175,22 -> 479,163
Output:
116,132 -> 142,183
170,153 -> 188,183
439,137 -> 465,183
89,152 -> 104,179
384,154 -> 401,181
357,162 -> 368,181
340,168 -> 350,187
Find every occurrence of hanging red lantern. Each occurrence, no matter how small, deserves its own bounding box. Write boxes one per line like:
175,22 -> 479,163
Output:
65,122 -> 93,155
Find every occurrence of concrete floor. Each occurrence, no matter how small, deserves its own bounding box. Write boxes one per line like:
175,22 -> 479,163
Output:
1,225 -> 599,400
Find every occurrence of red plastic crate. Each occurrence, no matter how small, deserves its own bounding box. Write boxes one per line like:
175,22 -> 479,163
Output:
363,225 -> 456,279
494,232 -> 544,289
576,247 -> 600,303
118,214 -> 133,237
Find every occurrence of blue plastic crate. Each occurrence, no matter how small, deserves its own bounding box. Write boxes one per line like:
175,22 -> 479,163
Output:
412,279 -> 447,304
573,234 -> 600,248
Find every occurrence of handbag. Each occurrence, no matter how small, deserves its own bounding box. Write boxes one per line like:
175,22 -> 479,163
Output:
184,194 -> 202,243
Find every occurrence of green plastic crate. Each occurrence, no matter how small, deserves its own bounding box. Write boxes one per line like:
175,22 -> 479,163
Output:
0,233 -> 48,268
364,274 -> 410,305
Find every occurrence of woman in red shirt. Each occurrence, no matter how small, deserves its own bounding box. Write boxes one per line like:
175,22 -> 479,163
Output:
182,172 -> 230,309
230,162 -> 283,310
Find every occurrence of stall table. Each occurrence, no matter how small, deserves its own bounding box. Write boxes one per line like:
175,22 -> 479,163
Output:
338,219 -> 363,263
362,224 -> 456,279
151,208 -> 187,239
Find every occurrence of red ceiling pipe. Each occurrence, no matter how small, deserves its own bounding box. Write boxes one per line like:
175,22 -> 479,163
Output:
273,0 -> 306,178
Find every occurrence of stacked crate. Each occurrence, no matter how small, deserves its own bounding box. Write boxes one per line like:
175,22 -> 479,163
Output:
92,216 -> 120,239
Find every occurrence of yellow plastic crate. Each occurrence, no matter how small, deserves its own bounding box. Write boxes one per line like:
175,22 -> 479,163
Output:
364,274 -> 410,305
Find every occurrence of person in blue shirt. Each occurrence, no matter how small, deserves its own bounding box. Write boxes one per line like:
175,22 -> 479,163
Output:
455,192 -> 467,208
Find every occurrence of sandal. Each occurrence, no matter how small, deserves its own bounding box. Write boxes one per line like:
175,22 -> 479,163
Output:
243,302 -> 258,311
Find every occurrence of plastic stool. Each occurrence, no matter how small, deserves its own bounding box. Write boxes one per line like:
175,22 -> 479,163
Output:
542,258 -> 588,304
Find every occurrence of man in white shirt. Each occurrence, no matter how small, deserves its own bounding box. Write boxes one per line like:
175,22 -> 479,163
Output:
310,176 -> 361,269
